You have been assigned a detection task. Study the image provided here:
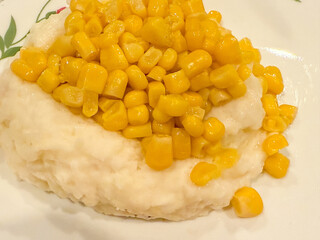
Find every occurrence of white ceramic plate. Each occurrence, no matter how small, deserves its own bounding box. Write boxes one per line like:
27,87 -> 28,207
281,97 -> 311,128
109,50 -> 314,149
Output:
0,0 -> 319,239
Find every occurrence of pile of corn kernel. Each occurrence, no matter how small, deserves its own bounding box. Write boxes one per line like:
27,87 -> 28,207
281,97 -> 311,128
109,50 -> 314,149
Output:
10,0 -> 297,218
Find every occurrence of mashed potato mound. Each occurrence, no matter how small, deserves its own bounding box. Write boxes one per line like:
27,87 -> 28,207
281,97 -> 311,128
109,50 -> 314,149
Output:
0,11 -> 266,221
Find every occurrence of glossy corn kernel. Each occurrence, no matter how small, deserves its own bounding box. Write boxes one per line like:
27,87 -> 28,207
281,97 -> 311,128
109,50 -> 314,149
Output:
163,70 -> 190,94
201,19 -> 221,55
240,50 -> 255,65
100,44 -> 128,71
264,153 -> 290,178
182,0 -> 205,17
127,0 -> 147,18
82,90 -> 98,117
252,63 -> 265,77
157,94 -> 189,117
145,134 -> 173,170
263,133 -> 288,156
136,37 -> 150,51
20,47 -> 47,77
123,122 -> 152,139
127,104 -> 149,125
180,50 -> 212,78
72,32 -> 98,61
185,106 -> 205,120
147,66 -> 166,82
52,83 -> 69,102
279,104 -> 298,125
124,90 -> 148,108
60,57 -> 87,85
213,34 -> 241,65
70,0 -> 91,12
82,0 -> 103,20
119,31 -> 137,45
77,63 -> 108,94
227,78 -> 247,98
101,100 -> 128,131
138,46 -> 163,74
166,4 -> 184,31
182,115 -> 204,137
189,70 -> 212,91
171,30 -> 188,53
210,64 -> 240,89
263,116 -> 287,132
203,117 -> 225,143
65,11 -> 85,35
148,81 -> 166,108
190,162 -> 221,186
191,136 -> 210,158
47,54 -> 61,75
104,20 -> 125,38
205,141 -> 222,156
123,15 -> 143,35
122,43 -> 145,63
148,0 -> 168,17
85,15 -> 103,37
213,148 -> 239,169
126,65 -> 148,90
208,10 -> 222,23
152,107 -> 171,123
37,69 -> 60,93
49,35 -> 77,57
237,64 -> 251,81
158,48 -> 178,71
182,92 -> 204,107
59,85 -> 84,108
231,187 -> 263,218
184,15 -> 204,51
152,119 -> 174,135
209,88 -> 232,106
172,128 -> 191,159
11,59 -> 37,82
260,76 -> 268,94
99,32 -> 118,48
263,66 -> 284,95
102,69 -> 128,99
261,94 -> 280,116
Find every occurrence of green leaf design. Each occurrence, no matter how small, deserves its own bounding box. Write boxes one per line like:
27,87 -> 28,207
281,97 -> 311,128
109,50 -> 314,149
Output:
1,46 -> 21,59
4,16 -> 17,48
0,36 -> 4,54
45,11 -> 56,20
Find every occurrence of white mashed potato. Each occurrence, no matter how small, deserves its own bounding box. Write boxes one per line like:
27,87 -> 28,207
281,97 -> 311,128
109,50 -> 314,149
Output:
0,11 -> 266,221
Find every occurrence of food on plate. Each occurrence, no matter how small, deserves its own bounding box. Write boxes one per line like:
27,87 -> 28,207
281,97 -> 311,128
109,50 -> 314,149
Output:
0,0 -> 297,220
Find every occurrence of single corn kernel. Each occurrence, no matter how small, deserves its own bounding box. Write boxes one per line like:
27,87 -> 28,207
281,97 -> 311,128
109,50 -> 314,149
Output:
83,0 -> 104,20
123,15 -> 143,35
104,20 -> 125,38
157,94 -> 189,117
126,65 -> 148,90
264,153 -> 290,178
182,0 -> 205,17
148,81 -> 166,108
208,10 -> 222,23
127,0 -> 147,18
279,104 -> 298,125
171,30 -> 188,53
52,83 -> 70,102
82,90 -> 98,117
182,115 -> 204,137
201,19 -> 221,55
227,78 -> 247,98
123,122 -> 152,139
47,54 -> 61,75
263,66 -> 284,95
185,106 -> 206,120
209,88 -> 232,106
152,119 -> 174,135
163,69 -> 190,94
60,57 -> 87,85
237,64 -> 251,81
210,64 -> 240,89
203,117 -> 225,143
252,63 -> 265,77
252,48 -> 261,63
191,136 -> 210,158
102,69 -> 128,99
141,136 -> 152,153
124,90 -> 148,108
213,148 -> 239,169
100,44 -> 128,71
138,46 -> 163,74
72,32 -> 98,61
260,76 -> 268,94
205,141 -> 222,156
147,66 -> 166,82
100,0 -> 123,24
182,92 -> 204,107
158,48 -> 178,71
213,34 -> 241,65
152,107 -> 172,123
92,109 -> 104,124
145,134 -> 173,170
240,50 -> 255,65
11,59 -> 37,82
180,50 -> 212,78
98,97 -> 116,111
20,47 -> 47,76
37,69 -> 60,93
189,70 -> 212,91
70,0 -> 91,12
99,32 -> 118,48
122,43 -> 145,63
85,15 -> 103,37
127,104 -> 149,125
59,85 -> 84,108
119,31 -> 137,45
184,15 -> 205,51
263,133 -> 288,156
165,4 -> 184,31
65,11 -> 85,35
261,94 -> 280,116
198,87 -> 210,102
263,116 -> 288,132
101,100 -> 128,131
172,128 -> 191,159
190,162 -> 221,186
239,37 -> 253,50
148,0 -> 168,17
231,187 -> 263,218
77,63 -> 108,94
49,35 -> 77,57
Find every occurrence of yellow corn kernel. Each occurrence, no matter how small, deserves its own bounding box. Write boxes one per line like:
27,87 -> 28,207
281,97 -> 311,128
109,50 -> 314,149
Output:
279,104 -> 298,125
208,10 -> 222,23
263,133 -> 288,156
147,0 -> 168,17
252,63 -> 265,77
141,136 -> 152,153
72,32 -> 98,61
191,136 -> 210,158
213,34 -> 241,65
157,94 -> 189,117
60,57 -> 87,85
123,122 -> 152,139
82,90 -> 98,117
99,0 -> 123,24
210,64 -> 240,89
184,15 -> 204,51
205,141 -> 222,156
180,50 -> 212,78
152,107 -> 171,123
237,64 -> 251,81
172,128 -> 191,159
182,0 -> 205,17
231,187 -> 263,218
203,117 -> 225,143
201,19 -> 221,55
83,0 -> 104,20
152,119 -> 174,135
127,0 -> 147,18
263,115 -> 287,132
261,94 -> 280,116
126,65 -> 148,90
138,46 -> 163,74
140,17 -> 172,47
209,88 -> 232,106
127,104 -> 149,125
11,59 -> 37,82
239,37 -> 253,50
136,37 -> 150,51
47,54 -> 61,75
184,106 -> 205,120
98,97 -> 116,111
100,44 -> 128,71
163,70 -> 190,94
227,78 -> 247,98
171,30 -> 188,53
70,0 -> 91,12
84,15 -> 103,37
182,92 -> 203,107
123,15 -> 143,35
99,32 -> 118,48
165,4 -> 184,31
213,148 -> 239,170
147,66 -> 166,81
145,134 -> 173,170
260,76 -> 268,94
158,48 -> 178,71
189,70 -> 212,91
264,153 -> 290,178
240,50 -> 255,65
190,162 -> 221,186
77,63 -> 108,94
124,90 -> 148,108
263,66 -> 284,95
176,50 -> 189,69
122,43 -> 145,64
101,100 -> 128,131
104,20 -> 125,38
92,109 -> 104,125
148,81 -> 166,108
198,87 -> 210,102
52,83 -> 69,102
65,11 -> 85,35
49,35 -> 77,57
182,115 -> 204,137
37,69 -> 60,93
119,32 -> 137,45
20,47 -> 47,77
102,69 -> 128,99
59,85 -> 84,107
